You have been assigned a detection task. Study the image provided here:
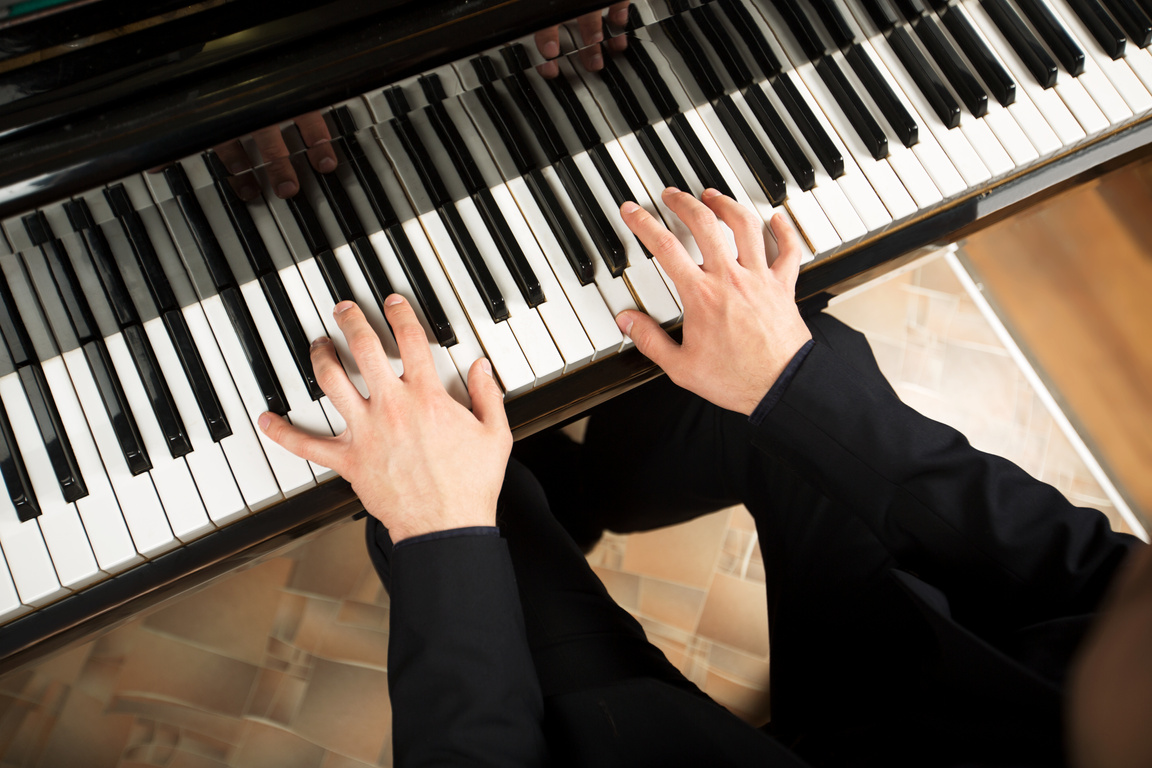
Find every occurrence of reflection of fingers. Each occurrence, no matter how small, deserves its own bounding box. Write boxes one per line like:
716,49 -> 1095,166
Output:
606,33 -> 628,53
258,412 -> 340,469
253,126 -> 297,197
213,139 -> 252,175
619,200 -> 697,286
382,295 -> 435,386
468,359 -> 508,433
608,1 -> 631,26
333,302 -> 394,391
295,113 -> 336,173
579,41 -> 605,71
263,156 -> 299,199
310,337 -> 365,416
536,59 -> 559,79
662,188 -> 730,274
769,213 -> 803,287
577,13 -> 605,71
702,190 -> 767,273
534,27 -> 560,60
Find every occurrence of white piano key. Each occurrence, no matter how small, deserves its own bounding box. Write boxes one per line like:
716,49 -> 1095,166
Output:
103,333 -> 214,541
1044,0 -> 1152,116
0,548 -> 29,620
199,294 -> 316,497
955,109 -> 1017,175
141,316 -> 249,524
0,377 -> 68,605
56,350 -> 177,558
963,0 -> 1088,146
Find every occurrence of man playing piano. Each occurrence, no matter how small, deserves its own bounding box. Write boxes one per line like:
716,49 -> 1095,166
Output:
258,187 -> 1146,768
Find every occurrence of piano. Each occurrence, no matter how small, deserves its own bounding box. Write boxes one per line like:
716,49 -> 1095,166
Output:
0,0 -> 1149,674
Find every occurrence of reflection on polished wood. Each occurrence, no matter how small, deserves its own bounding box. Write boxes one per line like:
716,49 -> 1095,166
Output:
963,158 -> 1152,521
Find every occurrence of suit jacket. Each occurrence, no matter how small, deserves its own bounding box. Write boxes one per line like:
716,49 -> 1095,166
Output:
384,340 -> 1141,767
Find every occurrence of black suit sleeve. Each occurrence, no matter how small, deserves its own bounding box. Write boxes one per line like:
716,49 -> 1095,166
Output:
750,340 -> 1138,630
388,533 -> 548,766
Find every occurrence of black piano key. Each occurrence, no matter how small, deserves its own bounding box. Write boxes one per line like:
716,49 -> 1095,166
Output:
1101,0 -> 1152,47
218,286 -> 287,416
555,157 -> 630,277
590,144 -> 640,209
423,100 -> 486,196
718,0 -> 783,75
26,215 -> 100,344
599,58 -> 650,132
893,0 -> 932,18
524,169 -> 595,285
19,365 -> 87,502
622,38 -> 684,119
811,0 -> 859,47
714,94 -> 789,203
860,0 -> 904,29
888,26 -> 963,127
0,279 -> 35,369
284,196 -> 356,303
546,68 -> 604,150
667,113 -> 736,197
106,185 -> 179,313
162,309 -> 231,442
845,44 -> 920,144
259,274 -> 322,400
210,176 -> 276,278
390,115 -> 453,207
816,56 -> 890,157
473,188 -> 545,307
913,14 -> 989,116
165,165 -> 234,292
0,399 -> 39,521
470,82 -> 537,171
383,224 -> 456,346
693,5 -> 756,86
332,125 -> 401,229
1066,0 -> 1127,57
771,0 -> 831,60
770,75 -> 845,178
64,200 -> 140,328
737,88 -> 814,192
501,73 -> 569,163
941,5 -> 1018,105
438,205 -> 508,322
122,324 -> 191,458
348,235 -> 395,312
982,0 -> 1060,87
313,166 -> 367,240
81,338 -> 151,475
636,124 -> 692,191
659,13 -> 729,100
1015,0 -> 1087,75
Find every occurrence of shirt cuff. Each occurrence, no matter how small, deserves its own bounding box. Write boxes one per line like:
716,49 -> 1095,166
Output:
392,526 -> 500,551
748,339 -> 815,427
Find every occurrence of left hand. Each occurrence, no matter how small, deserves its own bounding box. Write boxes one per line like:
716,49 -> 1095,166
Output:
258,296 -> 512,542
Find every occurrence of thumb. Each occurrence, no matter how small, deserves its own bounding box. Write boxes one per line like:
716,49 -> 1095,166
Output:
618,311 -> 680,370
468,358 -> 509,432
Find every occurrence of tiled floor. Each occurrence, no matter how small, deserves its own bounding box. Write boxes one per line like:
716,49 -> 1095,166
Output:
0,250 -> 1137,767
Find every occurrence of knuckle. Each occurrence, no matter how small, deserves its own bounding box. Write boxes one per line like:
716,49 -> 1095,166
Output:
654,231 -> 681,256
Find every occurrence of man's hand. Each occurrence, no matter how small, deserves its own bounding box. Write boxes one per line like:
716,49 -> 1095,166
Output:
616,187 -> 812,416
534,2 -> 630,77
212,111 -> 337,200
259,296 -> 511,542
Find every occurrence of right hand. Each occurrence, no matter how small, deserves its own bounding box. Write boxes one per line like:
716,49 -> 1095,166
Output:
615,187 -> 812,417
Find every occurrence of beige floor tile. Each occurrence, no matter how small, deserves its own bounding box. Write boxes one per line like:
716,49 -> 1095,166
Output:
706,644 -> 771,686
316,624 -> 390,670
288,521 -> 372,600
167,752 -> 232,768
590,567 -> 640,612
108,697 -> 248,748
335,602 -> 390,633
696,573 -> 770,657
620,508 -> 731,588
232,721 -> 327,768
637,579 -> 706,633
143,559 -> 293,666
37,690 -> 135,768
287,659 -> 390,763
700,670 -> 772,726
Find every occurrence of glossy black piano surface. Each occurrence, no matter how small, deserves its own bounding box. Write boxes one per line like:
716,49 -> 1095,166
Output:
1,0 -> 1151,673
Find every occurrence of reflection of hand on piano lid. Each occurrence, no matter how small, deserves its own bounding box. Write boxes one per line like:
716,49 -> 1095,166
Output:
534,2 -> 631,78
211,112 -> 338,201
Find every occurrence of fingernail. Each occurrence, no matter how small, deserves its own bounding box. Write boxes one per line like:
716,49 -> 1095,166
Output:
334,301 -> 355,314
613,8 -> 629,24
542,40 -> 559,58
590,52 -> 603,69
662,186 -> 680,197
384,294 -> 404,307
480,358 -> 493,376
616,313 -> 633,337
310,336 -> 330,350
258,412 -> 272,431
621,201 -> 641,215
276,181 -> 297,198
702,188 -> 722,199
318,156 -> 337,173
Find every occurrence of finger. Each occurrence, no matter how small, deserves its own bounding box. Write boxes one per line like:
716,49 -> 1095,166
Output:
309,337 -> 366,416
608,1 -> 631,27
212,141 -> 261,201
333,301 -> 395,391
702,189 -> 768,273
769,213 -> 803,288
617,311 -> 681,372
382,295 -> 436,385
252,126 -> 298,198
468,358 -> 509,434
534,26 -> 560,61
661,188 -> 732,274
606,32 -> 629,53
295,112 -> 337,174
620,200 -> 699,288
577,15 -> 605,71
258,412 -> 342,469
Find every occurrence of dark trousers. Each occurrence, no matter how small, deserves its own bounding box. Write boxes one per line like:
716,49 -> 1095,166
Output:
368,315 -> 1132,767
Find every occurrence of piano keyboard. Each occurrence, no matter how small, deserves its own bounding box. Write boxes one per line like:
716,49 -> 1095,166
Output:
2,0 -> 1151,627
